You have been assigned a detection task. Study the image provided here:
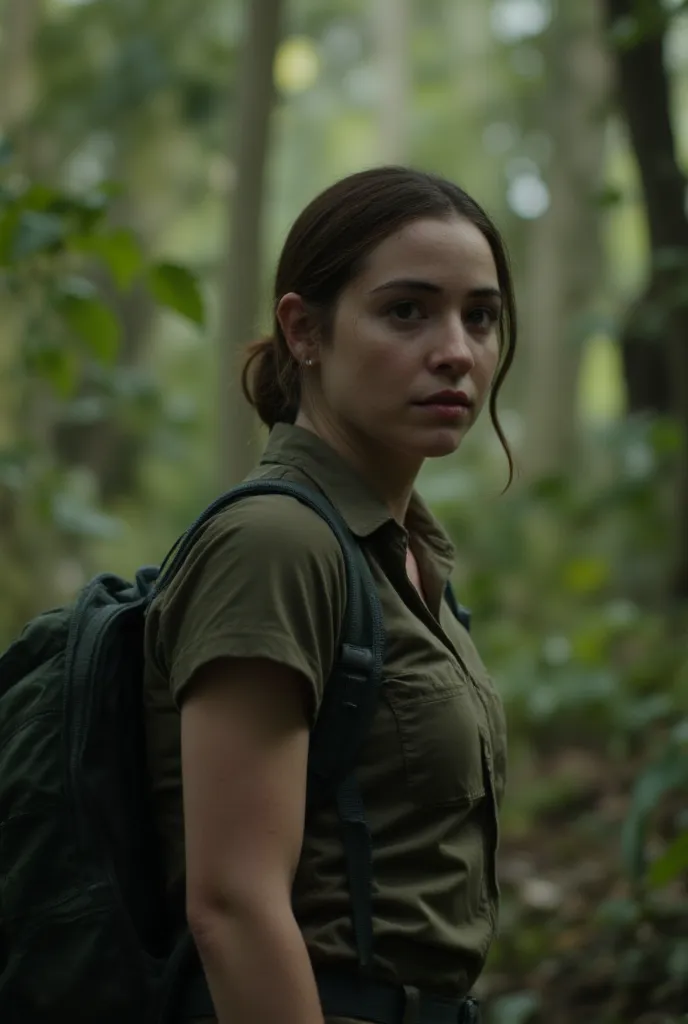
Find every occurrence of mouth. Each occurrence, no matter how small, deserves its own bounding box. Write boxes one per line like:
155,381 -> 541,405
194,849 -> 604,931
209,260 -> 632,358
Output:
413,390 -> 474,423
415,391 -> 473,408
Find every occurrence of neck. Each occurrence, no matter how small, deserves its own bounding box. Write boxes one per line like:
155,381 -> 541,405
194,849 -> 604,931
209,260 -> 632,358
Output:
294,410 -> 420,525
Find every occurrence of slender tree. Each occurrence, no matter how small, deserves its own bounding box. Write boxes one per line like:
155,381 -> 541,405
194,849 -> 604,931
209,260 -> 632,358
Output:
521,0 -> 610,479
603,0 -> 688,598
218,0 -> 284,488
373,0 -> 411,163
0,0 -> 43,136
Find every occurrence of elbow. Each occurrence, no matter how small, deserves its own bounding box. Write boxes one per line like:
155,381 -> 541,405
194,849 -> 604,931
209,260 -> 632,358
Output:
186,876 -> 291,947
186,893 -> 226,949
186,884 -> 243,946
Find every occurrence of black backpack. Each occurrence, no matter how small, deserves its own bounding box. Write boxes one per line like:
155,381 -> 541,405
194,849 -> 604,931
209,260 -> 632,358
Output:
0,479 -> 469,1023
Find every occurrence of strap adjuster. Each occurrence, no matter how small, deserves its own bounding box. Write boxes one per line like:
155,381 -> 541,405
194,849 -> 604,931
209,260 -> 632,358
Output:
402,984 -> 421,1024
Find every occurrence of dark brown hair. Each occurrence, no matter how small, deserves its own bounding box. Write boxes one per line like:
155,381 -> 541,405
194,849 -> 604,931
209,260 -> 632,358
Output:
242,165 -> 517,485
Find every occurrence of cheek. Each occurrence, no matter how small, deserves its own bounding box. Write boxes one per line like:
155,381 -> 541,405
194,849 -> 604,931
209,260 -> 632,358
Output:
332,316 -> 401,385
479,338 -> 501,383
470,343 -> 500,408
320,337 -> 375,405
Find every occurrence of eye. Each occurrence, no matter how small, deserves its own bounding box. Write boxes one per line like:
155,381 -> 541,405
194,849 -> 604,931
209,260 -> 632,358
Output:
466,306 -> 499,331
386,300 -> 426,323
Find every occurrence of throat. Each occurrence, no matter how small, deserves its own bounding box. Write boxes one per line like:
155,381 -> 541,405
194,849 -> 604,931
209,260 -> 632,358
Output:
405,549 -> 426,602
293,413 -> 420,525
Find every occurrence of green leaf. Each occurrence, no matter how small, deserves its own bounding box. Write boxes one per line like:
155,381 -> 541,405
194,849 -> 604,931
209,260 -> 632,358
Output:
650,418 -> 682,456
562,557 -> 610,595
52,189 -> 110,234
595,184 -> 624,208
56,279 -> 120,363
621,743 -> 688,880
648,831 -> 688,888
148,261 -> 205,326
17,183 -> 61,213
25,343 -> 78,397
51,492 -> 122,540
528,473 -> 570,505
74,228 -> 144,290
12,210 -> 66,260
98,229 -> 143,289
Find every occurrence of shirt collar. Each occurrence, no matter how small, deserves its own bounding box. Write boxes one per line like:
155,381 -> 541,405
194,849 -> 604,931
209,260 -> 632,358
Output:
258,423 -> 392,537
257,424 -> 456,571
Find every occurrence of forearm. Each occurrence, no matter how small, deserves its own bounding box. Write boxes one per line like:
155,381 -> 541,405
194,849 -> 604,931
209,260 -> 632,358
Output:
191,900 -> 325,1024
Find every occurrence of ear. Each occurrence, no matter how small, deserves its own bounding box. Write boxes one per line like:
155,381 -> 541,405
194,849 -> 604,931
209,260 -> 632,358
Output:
276,292 -> 319,364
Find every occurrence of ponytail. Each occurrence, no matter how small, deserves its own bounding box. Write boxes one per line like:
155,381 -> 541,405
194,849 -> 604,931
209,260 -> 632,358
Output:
241,333 -> 301,428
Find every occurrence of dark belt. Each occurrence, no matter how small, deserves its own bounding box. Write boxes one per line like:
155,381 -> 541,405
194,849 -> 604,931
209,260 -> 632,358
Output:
316,970 -> 479,1024
175,968 -> 479,1024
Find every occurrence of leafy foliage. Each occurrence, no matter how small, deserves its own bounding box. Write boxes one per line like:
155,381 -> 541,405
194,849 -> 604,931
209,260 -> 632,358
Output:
0,146 -> 204,633
425,417 -> 688,1020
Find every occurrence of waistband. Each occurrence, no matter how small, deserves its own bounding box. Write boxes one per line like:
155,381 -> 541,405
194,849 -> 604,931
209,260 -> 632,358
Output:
175,967 -> 479,1024
316,969 -> 480,1024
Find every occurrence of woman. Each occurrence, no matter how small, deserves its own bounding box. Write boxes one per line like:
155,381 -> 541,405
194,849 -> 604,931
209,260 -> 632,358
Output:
144,166 -> 515,1024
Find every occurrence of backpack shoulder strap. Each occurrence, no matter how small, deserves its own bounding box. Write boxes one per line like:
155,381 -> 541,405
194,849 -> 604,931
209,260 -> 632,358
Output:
444,579 -> 471,633
153,479 -> 385,985
153,478 -> 385,806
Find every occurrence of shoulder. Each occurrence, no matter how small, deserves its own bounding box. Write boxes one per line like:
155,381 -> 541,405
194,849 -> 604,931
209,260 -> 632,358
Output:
156,489 -> 348,618
205,492 -> 345,561
150,489 -> 349,712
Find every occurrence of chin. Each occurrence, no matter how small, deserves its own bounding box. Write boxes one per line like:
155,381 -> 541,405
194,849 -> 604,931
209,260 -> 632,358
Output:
423,440 -> 462,458
397,430 -> 463,461
419,427 -> 465,458
377,424 -> 464,464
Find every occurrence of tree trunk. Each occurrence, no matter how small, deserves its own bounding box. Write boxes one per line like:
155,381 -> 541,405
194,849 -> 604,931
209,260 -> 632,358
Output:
521,0 -> 611,479
373,0 -> 411,163
604,0 -> 688,598
0,0 -> 43,135
604,1 -> 676,415
217,0 -> 284,490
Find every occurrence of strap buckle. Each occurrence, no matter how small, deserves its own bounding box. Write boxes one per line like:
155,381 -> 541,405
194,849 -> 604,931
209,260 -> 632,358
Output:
460,997 -> 480,1023
402,985 -> 420,1024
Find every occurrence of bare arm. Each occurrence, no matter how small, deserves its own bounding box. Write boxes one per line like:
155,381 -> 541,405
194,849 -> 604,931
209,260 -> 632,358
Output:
181,657 -> 324,1024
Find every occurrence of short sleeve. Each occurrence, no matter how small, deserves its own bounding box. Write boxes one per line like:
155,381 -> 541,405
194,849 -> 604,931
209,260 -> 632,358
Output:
154,494 -> 347,723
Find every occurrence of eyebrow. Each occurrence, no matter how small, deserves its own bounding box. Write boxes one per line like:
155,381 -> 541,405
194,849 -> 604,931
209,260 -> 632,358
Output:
370,278 -> 502,300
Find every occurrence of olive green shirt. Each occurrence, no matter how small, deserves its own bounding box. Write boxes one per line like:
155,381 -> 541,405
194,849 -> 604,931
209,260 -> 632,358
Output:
143,423 -> 507,999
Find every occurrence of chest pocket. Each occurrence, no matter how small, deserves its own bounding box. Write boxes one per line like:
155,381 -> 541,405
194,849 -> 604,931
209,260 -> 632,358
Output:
384,666 -> 486,808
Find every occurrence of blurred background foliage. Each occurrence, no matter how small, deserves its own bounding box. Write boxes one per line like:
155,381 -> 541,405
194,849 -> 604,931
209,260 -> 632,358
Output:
1,0 -> 687,1020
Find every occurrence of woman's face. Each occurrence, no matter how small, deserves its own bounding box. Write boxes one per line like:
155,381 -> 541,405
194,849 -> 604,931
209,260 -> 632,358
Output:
311,215 -> 502,472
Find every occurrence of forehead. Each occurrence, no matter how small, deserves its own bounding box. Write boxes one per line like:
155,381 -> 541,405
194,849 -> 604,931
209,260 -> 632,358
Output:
356,216 -> 498,291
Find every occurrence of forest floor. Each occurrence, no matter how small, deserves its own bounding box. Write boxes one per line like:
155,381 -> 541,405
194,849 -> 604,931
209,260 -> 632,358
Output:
481,745 -> 688,1024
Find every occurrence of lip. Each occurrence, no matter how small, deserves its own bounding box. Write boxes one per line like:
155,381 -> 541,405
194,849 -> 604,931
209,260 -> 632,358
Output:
415,389 -> 474,408
413,390 -> 474,425
415,402 -> 472,423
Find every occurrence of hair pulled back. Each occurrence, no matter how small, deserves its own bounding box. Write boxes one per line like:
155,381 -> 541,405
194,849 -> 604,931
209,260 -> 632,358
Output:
242,165 -> 517,484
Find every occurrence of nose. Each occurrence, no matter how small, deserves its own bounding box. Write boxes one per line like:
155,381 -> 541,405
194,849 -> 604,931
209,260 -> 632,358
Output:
429,316 -> 475,376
